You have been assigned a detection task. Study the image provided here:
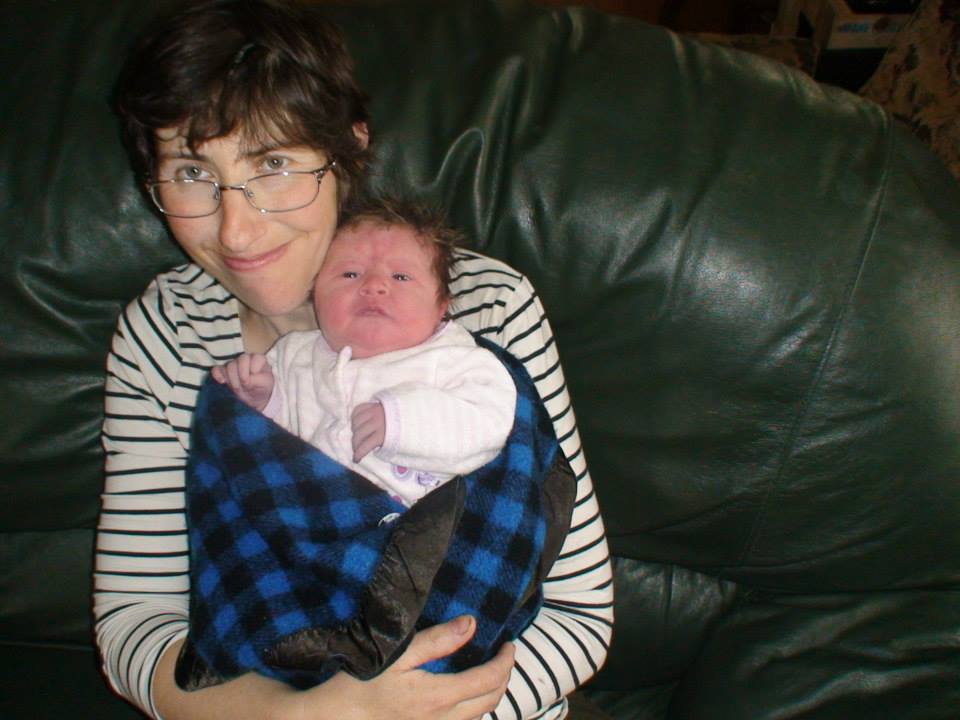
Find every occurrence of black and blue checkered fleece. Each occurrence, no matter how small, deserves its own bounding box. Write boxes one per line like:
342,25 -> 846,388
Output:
176,338 -> 572,690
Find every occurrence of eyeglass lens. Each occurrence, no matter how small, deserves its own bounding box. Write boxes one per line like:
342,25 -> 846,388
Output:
152,171 -> 323,218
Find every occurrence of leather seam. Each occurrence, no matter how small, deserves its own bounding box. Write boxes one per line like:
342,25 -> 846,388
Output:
737,107 -> 892,569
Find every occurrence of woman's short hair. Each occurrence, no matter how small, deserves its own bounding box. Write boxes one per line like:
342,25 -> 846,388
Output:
115,0 -> 371,198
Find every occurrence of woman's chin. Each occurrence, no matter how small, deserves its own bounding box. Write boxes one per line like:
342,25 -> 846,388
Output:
241,293 -> 315,324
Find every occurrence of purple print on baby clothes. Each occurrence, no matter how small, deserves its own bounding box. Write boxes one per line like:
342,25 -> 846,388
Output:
415,471 -> 439,488
391,465 -> 440,489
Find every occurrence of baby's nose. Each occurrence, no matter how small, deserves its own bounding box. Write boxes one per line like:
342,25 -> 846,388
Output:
360,276 -> 388,294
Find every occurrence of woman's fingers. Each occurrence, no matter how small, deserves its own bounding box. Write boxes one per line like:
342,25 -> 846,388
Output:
449,641 -> 515,718
426,640 -> 515,719
391,638 -> 513,720
297,629 -> 514,720
393,616 -> 475,670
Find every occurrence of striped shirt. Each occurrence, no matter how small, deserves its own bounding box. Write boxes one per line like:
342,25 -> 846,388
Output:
95,250 -> 613,720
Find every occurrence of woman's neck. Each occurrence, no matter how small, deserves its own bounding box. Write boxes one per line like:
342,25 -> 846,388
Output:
239,303 -> 318,354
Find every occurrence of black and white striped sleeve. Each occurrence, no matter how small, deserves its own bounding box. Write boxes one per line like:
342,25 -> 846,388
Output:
450,253 -> 614,720
94,267 -> 242,718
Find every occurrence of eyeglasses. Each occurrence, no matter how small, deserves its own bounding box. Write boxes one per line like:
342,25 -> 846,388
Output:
146,160 -> 337,218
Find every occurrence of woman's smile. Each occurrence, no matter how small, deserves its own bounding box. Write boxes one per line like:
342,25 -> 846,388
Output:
221,242 -> 290,272
157,132 -> 341,320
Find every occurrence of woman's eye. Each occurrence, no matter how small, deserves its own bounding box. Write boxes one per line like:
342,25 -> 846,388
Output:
174,165 -> 208,181
392,273 -> 411,281
262,156 -> 288,172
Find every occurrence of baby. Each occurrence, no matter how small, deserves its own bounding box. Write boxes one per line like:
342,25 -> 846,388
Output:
212,196 -> 517,507
179,196 -> 569,690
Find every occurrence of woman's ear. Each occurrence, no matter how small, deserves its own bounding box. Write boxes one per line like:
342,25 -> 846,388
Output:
353,122 -> 370,149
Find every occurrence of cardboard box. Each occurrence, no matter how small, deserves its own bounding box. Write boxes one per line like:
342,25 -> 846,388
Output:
774,0 -> 915,50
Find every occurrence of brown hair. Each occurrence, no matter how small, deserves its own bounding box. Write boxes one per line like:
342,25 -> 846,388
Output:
114,0 -> 371,198
337,194 -> 463,304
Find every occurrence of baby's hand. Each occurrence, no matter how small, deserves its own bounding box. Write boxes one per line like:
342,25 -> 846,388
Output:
211,353 -> 275,411
351,402 -> 386,462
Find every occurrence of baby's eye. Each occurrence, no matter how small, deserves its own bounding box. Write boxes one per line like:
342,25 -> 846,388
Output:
392,272 -> 411,281
342,271 -> 359,279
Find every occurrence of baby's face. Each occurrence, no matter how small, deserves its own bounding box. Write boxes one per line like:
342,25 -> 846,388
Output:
313,221 -> 448,358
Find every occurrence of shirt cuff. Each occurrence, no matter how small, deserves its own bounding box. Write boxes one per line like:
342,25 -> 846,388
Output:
373,391 -> 401,459
261,383 -> 283,421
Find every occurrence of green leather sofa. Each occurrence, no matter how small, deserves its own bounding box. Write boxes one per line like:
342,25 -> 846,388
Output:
2,1 -> 958,718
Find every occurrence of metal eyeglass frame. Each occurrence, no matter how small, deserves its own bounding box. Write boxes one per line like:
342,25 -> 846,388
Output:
146,159 -> 337,218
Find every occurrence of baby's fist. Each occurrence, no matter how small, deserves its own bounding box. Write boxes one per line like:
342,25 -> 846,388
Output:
351,402 -> 386,462
211,353 -> 275,411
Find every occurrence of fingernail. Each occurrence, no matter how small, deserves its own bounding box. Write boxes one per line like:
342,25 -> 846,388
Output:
453,615 -> 473,635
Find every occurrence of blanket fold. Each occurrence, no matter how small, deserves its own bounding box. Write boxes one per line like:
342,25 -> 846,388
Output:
177,338 -> 575,690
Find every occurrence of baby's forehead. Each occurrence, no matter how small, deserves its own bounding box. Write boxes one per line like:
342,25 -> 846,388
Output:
331,220 -> 437,258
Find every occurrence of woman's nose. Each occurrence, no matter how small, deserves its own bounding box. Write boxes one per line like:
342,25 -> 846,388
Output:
217,187 -> 261,252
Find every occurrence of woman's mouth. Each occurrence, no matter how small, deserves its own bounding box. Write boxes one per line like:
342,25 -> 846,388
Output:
222,244 -> 289,272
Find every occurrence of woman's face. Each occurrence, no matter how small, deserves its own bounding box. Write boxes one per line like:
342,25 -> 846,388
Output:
153,129 -> 339,319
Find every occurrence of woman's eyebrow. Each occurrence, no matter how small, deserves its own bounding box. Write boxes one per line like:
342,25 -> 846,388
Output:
240,142 -> 323,161
240,142 -> 286,159
157,149 -> 208,161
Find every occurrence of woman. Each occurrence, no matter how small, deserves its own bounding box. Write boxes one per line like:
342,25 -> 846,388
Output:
94,2 -> 613,718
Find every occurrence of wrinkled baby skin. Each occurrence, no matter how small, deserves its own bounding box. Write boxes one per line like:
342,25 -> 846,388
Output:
313,222 -> 449,359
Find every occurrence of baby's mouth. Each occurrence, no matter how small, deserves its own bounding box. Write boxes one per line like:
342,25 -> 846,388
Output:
357,305 -> 387,317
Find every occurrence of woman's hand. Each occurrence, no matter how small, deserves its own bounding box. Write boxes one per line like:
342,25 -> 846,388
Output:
290,615 -> 515,720
154,616 -> 512,720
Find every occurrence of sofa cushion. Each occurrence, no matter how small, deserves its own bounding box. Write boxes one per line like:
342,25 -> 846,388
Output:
669,590 -> 960,719
0,644 -> 143,719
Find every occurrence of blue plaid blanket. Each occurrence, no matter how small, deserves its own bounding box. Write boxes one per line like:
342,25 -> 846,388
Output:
176,339 -> 573,690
